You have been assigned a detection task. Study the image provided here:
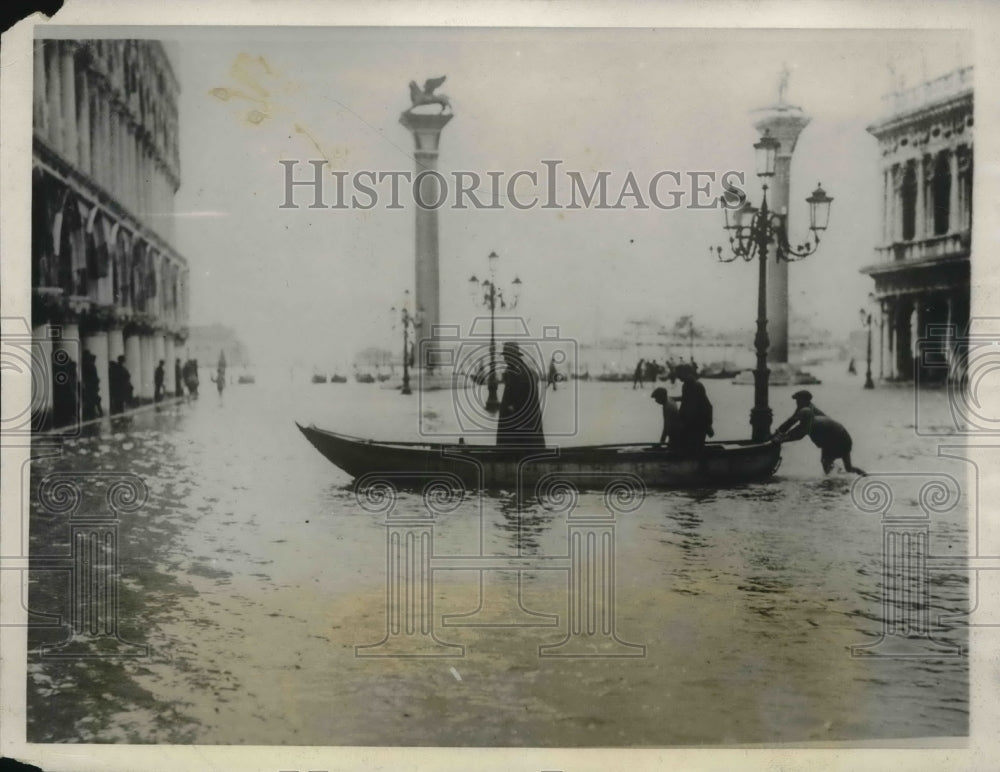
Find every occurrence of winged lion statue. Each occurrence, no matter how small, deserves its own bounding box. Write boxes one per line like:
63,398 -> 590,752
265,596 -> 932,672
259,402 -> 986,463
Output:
407,76 -> 452,113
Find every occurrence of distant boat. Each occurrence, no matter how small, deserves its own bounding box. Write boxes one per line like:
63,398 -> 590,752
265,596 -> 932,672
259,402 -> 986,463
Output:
296,424 -> 782,489
732,364 -> 821,386
595,372 -> 630,383
355,372 -> 376,384
376,373 -> 392,382
237,373 -> 256,385
700,360 -> 742,379
311,373 -> 328,384
330,374 -> 348,384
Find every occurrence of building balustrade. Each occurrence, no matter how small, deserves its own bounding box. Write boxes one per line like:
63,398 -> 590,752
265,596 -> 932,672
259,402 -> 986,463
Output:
877,231 -> 971,265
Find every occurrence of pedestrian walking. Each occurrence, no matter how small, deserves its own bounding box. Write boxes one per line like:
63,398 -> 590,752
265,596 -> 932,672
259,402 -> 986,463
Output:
154,360 -> 165,402
632,358 -> 646,389
497,341 -> 545,447
772,391 -> 866,476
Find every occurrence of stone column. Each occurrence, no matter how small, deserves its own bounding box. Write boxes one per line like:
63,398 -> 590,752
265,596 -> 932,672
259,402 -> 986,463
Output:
881,168 -> 891,246
60,42 -> 78,164
164,336 -> 176,395
948,150 -> 960,235
124,332 -> 142,405
32,322 -> 55,430
34,41 -> 47,136
889,164 -> 901,244
138,334 -> 156,401
46,44 -> 61,150
753,103 -> 810,365
914,155 -> 926,240
83,330 -> 111,417
399,108 -> 453,362
77,68 -> 91,175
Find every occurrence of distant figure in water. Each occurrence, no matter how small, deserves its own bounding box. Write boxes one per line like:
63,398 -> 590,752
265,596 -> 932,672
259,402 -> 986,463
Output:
183,359 -> 200,398
547,355 -> 559,391
496,341 -> 545,447
632,358 -> 645,389
773,390 -> 866,476
154,360 -> 165,402
847,358 -> 857,375
651,387 -> 679,448
212,350 -> 227,399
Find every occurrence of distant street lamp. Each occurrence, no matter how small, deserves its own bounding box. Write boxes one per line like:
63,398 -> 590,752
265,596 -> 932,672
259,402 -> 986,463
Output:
391,290 -> 422,396
861,307 -> 875,390
469,250 -> 521,413
711,129 -> 834,442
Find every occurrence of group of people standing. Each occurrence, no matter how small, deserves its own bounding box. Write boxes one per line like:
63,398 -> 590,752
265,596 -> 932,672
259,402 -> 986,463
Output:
71,353 -> 203,422
633,357 -> 698,389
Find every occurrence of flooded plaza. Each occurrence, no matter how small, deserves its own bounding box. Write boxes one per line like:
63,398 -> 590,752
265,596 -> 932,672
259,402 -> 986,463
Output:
26,362 -> 969,746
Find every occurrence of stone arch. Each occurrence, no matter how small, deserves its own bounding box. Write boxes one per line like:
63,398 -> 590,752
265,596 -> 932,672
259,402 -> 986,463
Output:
53,189 -> 86,296
32,166 -> 62,288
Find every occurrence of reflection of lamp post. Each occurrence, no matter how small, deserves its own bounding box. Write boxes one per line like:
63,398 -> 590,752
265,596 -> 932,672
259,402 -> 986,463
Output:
711,129 -> 833,442
391,290 -> 422,396
468,251 -> 521,413
861,307 -> 875,390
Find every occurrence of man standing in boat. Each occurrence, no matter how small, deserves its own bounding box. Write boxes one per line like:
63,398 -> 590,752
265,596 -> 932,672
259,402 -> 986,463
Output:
674,363 -> 714,453
496,341 -> 545,447
772,391 -> 866,476
651,386 -> 680,448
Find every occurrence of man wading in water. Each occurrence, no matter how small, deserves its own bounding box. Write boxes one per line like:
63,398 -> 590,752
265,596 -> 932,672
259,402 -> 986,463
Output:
496,341 -> 545,447
772,390 -> 867,476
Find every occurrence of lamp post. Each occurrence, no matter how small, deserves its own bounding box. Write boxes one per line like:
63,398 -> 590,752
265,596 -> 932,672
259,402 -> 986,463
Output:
391,290 -> 422,396
469,251 -> 521,413
861,307 -> 875,390
711,129 -> 833,442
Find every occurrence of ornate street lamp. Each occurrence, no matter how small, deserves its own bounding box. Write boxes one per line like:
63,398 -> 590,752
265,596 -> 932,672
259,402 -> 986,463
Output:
469,250 -> 521,413
391,290 -> 422,396
861,306 -> 875,390
711,132 -> 833,442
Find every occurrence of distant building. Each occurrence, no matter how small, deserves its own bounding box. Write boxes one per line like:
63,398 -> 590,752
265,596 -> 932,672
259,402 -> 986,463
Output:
861,66 -> 972,382
185,324 -> 250,370
32,40 -> 189,424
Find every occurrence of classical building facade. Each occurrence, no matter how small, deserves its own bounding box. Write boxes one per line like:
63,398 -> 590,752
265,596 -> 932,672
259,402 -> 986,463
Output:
32,39 -> 189,426
861,66 -> 972,383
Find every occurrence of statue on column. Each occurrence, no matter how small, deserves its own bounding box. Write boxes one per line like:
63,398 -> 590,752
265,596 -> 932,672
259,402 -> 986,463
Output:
407,76 -> 451,113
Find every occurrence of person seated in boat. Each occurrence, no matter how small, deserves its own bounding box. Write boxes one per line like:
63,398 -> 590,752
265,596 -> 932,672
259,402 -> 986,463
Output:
497,341 -> 545,447
674,363 -> 714,453
772,390 -> 866,476
651,387 -> 679,448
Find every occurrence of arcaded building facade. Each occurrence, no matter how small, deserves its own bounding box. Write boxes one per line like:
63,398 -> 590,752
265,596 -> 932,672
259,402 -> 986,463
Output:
32,39 -> 189,426
862,66 -> 972,383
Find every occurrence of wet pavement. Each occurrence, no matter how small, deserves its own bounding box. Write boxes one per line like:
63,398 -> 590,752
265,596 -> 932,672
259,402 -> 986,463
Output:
27,363 -> 968,745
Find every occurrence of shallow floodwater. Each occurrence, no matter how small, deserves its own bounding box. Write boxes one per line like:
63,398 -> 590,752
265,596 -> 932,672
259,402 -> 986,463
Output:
27,363 -> 968,745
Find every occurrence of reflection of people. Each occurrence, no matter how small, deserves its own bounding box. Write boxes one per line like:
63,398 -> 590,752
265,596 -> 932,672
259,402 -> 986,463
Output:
773,391 -> 866,475
651,387 -> 679,447
496,341 -> 545,447
674,363 -> 713,452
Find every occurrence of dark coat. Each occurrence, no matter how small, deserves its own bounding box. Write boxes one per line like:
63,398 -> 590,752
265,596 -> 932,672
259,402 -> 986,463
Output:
496,359 -> 545,447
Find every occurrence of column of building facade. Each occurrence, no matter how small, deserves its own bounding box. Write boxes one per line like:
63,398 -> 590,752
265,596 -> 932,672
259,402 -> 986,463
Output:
914,154 -> 926,241
59,42 -> 78,165
888,164 -> 900,245
34,41 -> 47,137
948,149 -> 960,234
45,42 -> 62,152
76,60 -> 92,177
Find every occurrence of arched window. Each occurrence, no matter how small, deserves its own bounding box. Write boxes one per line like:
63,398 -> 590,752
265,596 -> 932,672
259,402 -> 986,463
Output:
901,161 -> 917,241
932,151 -> 951,236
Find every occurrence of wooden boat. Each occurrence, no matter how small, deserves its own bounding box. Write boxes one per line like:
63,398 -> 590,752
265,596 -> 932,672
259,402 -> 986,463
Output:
311,373 -> 328,384
296,423 -> 781,489
330,374 -> 348,384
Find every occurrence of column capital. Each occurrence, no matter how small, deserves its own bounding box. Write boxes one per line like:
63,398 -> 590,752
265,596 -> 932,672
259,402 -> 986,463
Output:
752,103 -> 811,158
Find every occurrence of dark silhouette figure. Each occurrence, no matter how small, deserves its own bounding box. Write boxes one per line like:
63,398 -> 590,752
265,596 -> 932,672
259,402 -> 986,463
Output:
773,390 -> 866,476
651,386 -> 679,447
154,360 -> 165,402
183,359 -> 200,398
847,358 -> 857,375
109,355 -> 134,415
175,358 -> 184,397
674,363 -> 714,453
81,350 -> 103,421
497,341 -> 545,447
52,352 -> 79,428
547,355 -> 559,391
632,358 -> 646,389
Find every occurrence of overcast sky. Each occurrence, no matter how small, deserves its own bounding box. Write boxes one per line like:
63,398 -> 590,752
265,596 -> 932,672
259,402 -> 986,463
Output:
169,27 -> 968,369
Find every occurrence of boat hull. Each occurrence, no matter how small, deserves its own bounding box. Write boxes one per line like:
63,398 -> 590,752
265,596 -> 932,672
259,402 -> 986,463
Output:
296,424 -> 781,489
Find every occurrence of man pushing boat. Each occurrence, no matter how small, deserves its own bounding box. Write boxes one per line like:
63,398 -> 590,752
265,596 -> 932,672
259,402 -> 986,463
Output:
772,391 -> 866,476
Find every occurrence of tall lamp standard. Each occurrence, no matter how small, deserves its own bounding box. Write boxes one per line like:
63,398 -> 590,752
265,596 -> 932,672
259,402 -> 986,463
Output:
861,306 -> 875,390
711,129 -> 833,442
391,290 -> 422,396
468,251 -> 522,413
